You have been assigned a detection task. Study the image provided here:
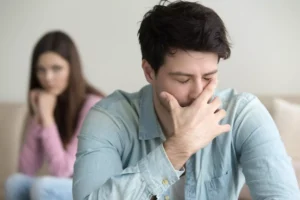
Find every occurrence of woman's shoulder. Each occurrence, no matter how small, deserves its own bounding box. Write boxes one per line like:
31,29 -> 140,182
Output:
85,94 -> 102,104
80,94 -> 102,114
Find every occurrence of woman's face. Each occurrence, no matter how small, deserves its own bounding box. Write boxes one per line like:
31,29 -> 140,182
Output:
36,51 -> 70,95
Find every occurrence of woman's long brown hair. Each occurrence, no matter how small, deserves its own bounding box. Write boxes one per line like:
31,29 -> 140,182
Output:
28,30 -> 105,147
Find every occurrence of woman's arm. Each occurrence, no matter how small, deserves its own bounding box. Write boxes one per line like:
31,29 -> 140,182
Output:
18,118 -> 44,176
40,95 -> 101,177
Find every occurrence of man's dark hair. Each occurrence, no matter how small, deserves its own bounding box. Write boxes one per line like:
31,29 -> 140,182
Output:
138,0 -> 231,73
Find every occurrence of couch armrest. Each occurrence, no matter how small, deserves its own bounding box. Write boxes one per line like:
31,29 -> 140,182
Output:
0,103 -> 27,199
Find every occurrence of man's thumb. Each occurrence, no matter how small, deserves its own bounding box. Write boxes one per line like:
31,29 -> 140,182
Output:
159,91 -> 179,112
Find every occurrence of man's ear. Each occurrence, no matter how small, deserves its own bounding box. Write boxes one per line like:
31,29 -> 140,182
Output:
142,59 -> 155,83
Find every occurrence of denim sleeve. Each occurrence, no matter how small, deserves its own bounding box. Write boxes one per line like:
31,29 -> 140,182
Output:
72,107 -> 184,200
234,94 -> 300,199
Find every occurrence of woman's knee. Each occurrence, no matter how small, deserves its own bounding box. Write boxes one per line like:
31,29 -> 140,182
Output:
5,173 -> 32,199
30,176 -> 55,200
30,176 -> 73,200
5,173 -> 29,191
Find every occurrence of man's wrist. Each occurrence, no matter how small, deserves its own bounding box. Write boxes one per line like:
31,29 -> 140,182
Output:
163,139 -> 191,170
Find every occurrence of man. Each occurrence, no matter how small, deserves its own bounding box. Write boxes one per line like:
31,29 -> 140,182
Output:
73,1 -> 300,199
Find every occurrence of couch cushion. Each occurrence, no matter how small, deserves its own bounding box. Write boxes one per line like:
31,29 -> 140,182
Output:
257,95 -> 300,116
273,98 -> 300,160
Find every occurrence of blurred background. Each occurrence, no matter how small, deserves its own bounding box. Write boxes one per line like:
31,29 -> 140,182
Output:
0,0 -> 299,102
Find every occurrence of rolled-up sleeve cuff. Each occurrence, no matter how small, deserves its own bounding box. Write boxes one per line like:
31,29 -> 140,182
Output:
138,144 -> 185,196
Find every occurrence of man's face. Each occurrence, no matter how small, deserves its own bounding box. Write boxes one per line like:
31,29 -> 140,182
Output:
143,50 -> 219,109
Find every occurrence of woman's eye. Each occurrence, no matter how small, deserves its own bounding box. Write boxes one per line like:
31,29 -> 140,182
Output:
36,67 -> 45,73
53,65 -> 62,71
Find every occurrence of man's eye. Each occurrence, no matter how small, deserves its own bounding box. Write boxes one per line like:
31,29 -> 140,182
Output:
178,79 -> 190,84
203,77 -> 211,81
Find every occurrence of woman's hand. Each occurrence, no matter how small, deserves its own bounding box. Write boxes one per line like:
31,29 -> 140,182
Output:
38,91 -> 57,127
30,89 -> 57,126
30,89 -> 41,122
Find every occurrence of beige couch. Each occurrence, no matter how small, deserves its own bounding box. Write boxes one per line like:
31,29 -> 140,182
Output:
0,95 -> 299,200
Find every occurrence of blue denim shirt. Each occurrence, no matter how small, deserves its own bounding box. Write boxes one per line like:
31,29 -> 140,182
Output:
73,85 -> 300,200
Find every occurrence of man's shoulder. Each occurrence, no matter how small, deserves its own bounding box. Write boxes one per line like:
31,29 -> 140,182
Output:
216,88 -> 258,104
91,87 -> 146,123
215,88 -> 261,114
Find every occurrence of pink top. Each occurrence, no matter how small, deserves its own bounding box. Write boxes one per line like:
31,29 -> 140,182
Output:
18,94 -> 101,178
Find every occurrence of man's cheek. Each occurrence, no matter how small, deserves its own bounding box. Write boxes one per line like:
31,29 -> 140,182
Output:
172,94 -> 190,107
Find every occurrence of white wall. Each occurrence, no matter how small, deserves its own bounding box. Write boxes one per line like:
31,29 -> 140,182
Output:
0,0 -> 299,102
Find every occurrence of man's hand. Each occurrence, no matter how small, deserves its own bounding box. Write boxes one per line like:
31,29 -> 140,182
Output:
160,79 -> 231,170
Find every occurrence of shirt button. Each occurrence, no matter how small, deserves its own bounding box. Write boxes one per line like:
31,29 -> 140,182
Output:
165,195 -> 170,200
162,179 -> 169,185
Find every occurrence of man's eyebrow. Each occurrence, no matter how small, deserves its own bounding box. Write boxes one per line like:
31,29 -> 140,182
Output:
168,72 -> 193,76
203,69 -> 218,76
169,69 -> 218,76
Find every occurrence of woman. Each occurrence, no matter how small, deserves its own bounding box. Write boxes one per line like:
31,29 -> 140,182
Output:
5,30 -> 105,200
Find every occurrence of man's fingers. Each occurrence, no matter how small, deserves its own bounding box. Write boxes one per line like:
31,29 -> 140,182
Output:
218,124 -> 231,135
214,109 -> 227,121
214,108 -> 231,136
192,79 -> 217,107
210,96 -> 222,112
159,91 -> 180,113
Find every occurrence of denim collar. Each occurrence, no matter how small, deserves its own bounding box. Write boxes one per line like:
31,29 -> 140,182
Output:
138,85 -> 165,141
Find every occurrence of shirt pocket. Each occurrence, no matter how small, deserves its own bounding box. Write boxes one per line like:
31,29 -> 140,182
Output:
205,169 -> 232,200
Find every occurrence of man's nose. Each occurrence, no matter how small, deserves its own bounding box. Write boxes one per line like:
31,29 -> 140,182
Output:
189,80 -> 204,100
